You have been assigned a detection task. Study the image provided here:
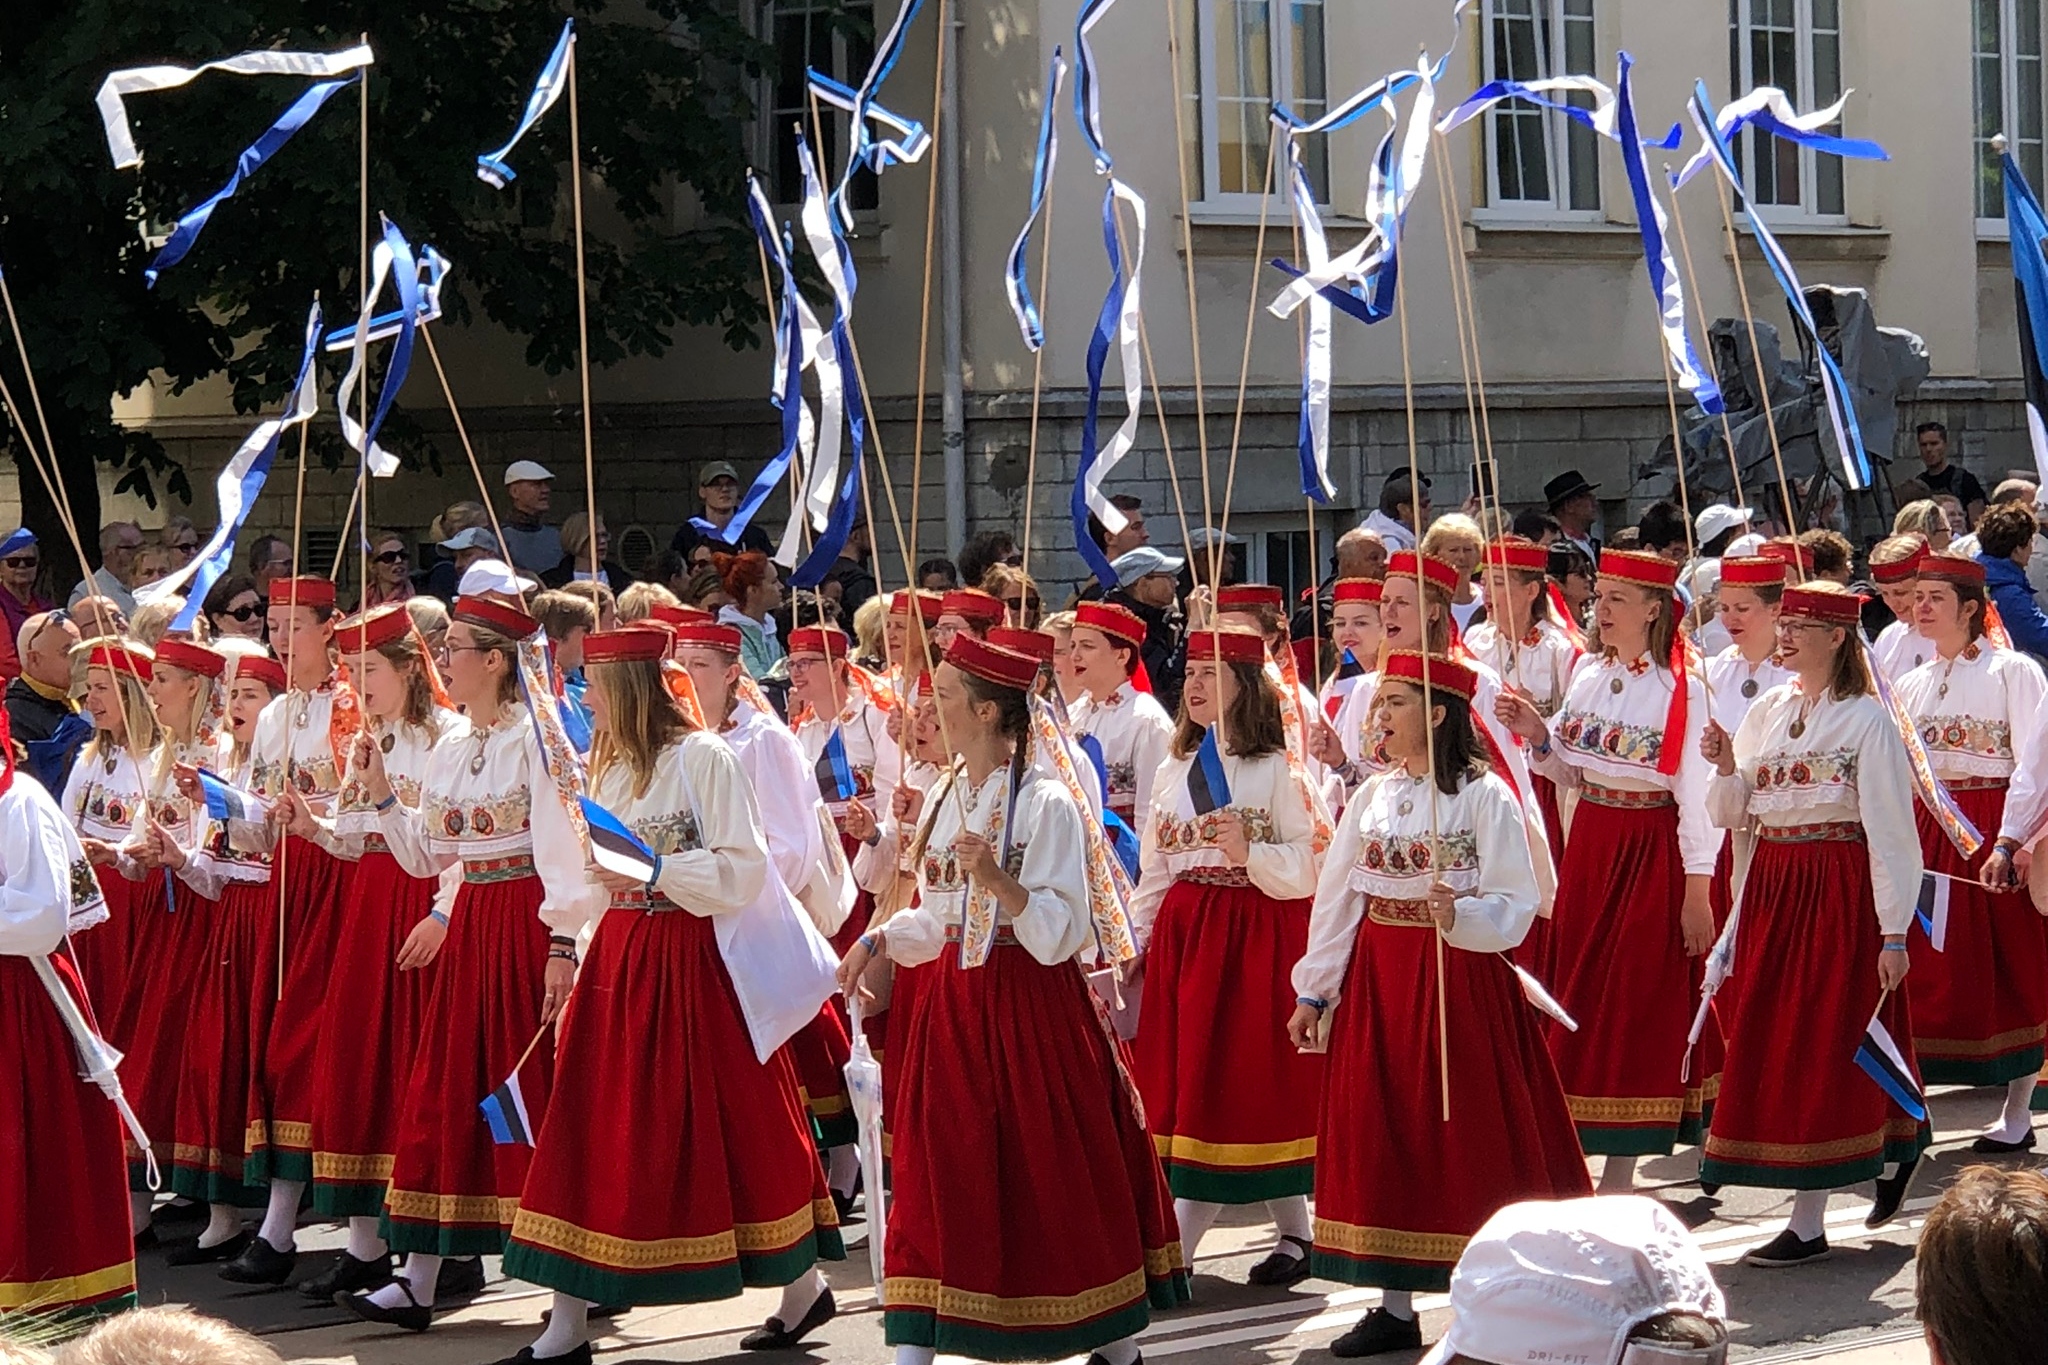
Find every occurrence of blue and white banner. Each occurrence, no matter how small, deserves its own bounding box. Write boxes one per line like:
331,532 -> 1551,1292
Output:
1854,1010 -> 1926,1122
808,0 -> 929,227
723,206 -> 808,554
1615,54 -> 1723,417
138,303 -> 322,627
326,217 -> 434,480
477,19 -> 574,189
1004,49 -> 1067,352
1670,85 -> 1885,191
194,766 -> 270,825
790,135 -> 867,590
1272,0 -> 1473,134
1686,80 -> 1874,489
1286,142 -> 1334,503
2003,152 -> 2048,488
96,44 -> 374,170
579,795 -> 659,882
144,74 -> 361,288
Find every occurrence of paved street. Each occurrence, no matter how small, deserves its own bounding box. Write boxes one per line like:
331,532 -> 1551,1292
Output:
135,1087 -> 2026,1365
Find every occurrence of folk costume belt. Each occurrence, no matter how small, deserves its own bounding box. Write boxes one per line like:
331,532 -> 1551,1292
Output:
1580,782 -> 1674,809
1366,896 -> 1436,929
612,886 -> 680,913
462,853 -> 536,884
1940,777 -> 2008,792
360,832 -> 389,854
944,924 -> 1018,947
1176,866 -> 1252,888
1757,820 -> 1863,844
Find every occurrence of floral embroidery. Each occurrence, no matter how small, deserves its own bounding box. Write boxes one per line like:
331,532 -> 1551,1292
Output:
920,841 -> 1026,894
1103,760 -> 1137,796
1153,807 -> 1280,855
288,754 -> 339,796
1752,748 -> 1858,794
423,790 -> 532,843
68,857 -> 100,906
251,758 -> 285,799
1916,713 -> 2013,762
1555,709 -> 1664,767
1357,831 -> 1479,878
631,809 -> 703,856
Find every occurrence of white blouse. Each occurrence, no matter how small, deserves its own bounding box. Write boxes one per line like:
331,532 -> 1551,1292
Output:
249,679 -> 350,810
1070,681 -> 1175,834
1126,748 -> 1324,942
1465,617 -> 1580,718
1705,646 -> 1794,734
1292,768 -> 1540,1005
795,690 -> 902,834
854,757 -> 945,896
1707,685 -> 1923,935
722,703 -> 853,935
1537,651 -> 1716,875
585,730 -> 769,918
377,703 -> 606,936
176,741 -> 272,898
333,708 -> 467,844
1331,668 -> 1384,769
1893,643 -> 2048,842
2,776 -> 100,956
61,741 -> 150,847
879,766 -> 1094,968
1869,620 -> 1928,686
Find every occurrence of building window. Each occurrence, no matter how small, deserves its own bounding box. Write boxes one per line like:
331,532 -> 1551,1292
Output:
763,0 -> 878,212
1482,0 -> 1599,216
1975,0 -> 2045,226
1176,0 -> 1329,206
1728,0 -> 1845,219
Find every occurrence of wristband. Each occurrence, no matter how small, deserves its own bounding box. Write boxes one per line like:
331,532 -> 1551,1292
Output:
1995,837 -> 2022,855
1297,995 -> 1328,1013
859,930 -> 882,955
374,794 -> 398,813
1532,739 -> 1552,758
549,934 -> 576,950
548,948 -> 579,965
1880,942 -> 1909,953
429,909 -> 449,926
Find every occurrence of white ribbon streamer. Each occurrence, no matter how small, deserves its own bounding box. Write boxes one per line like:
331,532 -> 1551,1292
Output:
1079,180 -> 1147,531
97,44 -> 375,169
330,239 -> 403,477
1670,87 -> 1854,190
1287,143 -> 1334,502
797,142 -> 852,535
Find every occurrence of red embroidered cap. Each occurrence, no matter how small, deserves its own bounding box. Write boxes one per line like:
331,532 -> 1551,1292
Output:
1597,549 -> 1680,591
152,637 -> 225,680
1386,551 -> 1462,597
1481,537 -> 1548,573
669,622 -> 746,655
889,590 -> 946,623
940,588 -> 1006,626
85,639 -> 152,682
1215,583 -> 1286,614
1758,539 -> 1816,573
1380,648 -> 1478,701
945,634 -> 1041,691
1916,553 -> 1986,588
1717,555 -> 1786,589
650,604 -> 715,629
1073,601 -> 1148,648
231,653 -> 287,693
268,577 -> 336,610
453,594 -> 539,639
786,626 -> 851,659
1181,628 -> 1266,668
583,628 -> 671,665
334,604 -> 414,655
1332,577 -> 1384,605
1780,584 -> 1865,624
987,626 -> 1054,662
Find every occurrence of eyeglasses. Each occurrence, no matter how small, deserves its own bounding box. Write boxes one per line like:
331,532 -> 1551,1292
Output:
1,556 -> 36,569
172,540 -> 199,553
374,549 -> 409,564
218,603 -> 263,623
434,643 -> 489,664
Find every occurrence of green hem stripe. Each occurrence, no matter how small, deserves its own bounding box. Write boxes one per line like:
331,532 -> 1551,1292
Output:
167,1166 -> 265,1210
1163,1160 -> 1314,1204
311,1182 -> 392,1219
812,1115 -> 860,1149
1918,1047 -> 2046,1088
883,1297 -> 1156,1362
1575,1125 -> 1681,1157
1700,1127 -> 1931,1193
502,1232 -> 839,1306
17,1290 -> 139,1331
381,1217 -> 509,1258
242,1150 -> 312,1186
1309,1251 -> 1452,1293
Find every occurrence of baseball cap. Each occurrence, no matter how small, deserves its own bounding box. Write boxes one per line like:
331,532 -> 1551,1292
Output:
1186,527 -> 1243,551
1694,504 -> 1752,545
458,558 -> 538,599
1724,532 -> 1765,559
1111,545 -> 1184,587
503,460 -> 554,485
1420,1196 -> 1728,1365
699,460 -> 741,485
439,526 -> 500,553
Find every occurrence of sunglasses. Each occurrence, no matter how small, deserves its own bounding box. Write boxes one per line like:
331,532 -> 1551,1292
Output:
374,549 -> 409,564
172,540 -> 199,552
218,603 -> 263,623
2,556 -> 36,569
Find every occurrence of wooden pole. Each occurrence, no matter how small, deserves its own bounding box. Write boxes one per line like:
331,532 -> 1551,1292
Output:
1162,0 -> 1214,570
1662,171 -> 1749,512
1209,133 -> 1283,585
1019,138 -> 1058,571
1714,183 -> 1804,561
568,37 -> 599,587
358,41 -> 371,610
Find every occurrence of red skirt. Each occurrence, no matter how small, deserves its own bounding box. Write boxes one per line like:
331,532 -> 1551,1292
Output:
170,878 -> 272,1206
1707,834 -> 1743,1036
310,848 -> 440,1217
1910,785 -> 2048,1085
828,834 -> 876,958
112,870 -> 214,1188
504,901 -> 843,1304
882,940 -> 1189,1360
68,864 -> 147,1045
245,834 -> 348,1183
0,953 -> 136,1321
785,1006 -> 857,1149
1515,777 -> 1569,982
383,867 -> 553,1256
1703,830 -> 1931,1189
1133,876 -> 1321,1203
877,960 -> 929,1157
1547,793 -> 1722,1156
1312,899 -> 1590,1291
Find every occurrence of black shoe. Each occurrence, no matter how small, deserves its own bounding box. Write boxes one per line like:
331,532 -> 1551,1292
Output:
299,1250 -> 394,1301
1085,1353 -> 1144,1365
486,1347 -> 594,1365
740,1286 -> 837,1350
1868,1154 -> 1922,1229
1246,1235 -> 1314,1286
1969,1129 -> 2038,1155
1742,1228 -> 1831,1268
218,1234 -> 297,1286
165,1231 -> 252,1267
1699,1181 -> 1722,1197
1329,1307 -> 1423,1358
154,1198 -> 207,1227
133,1226 -> 162,1253
339,1281 -> 433,1333
832,1188 -> 859,1223
436,1255 -> 487,1305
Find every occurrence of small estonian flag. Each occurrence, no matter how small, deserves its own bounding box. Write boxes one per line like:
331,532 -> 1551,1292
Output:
1853,1010 -> 1927,1122
578,795 -> 658,883
1915,872 -> 1951,953
1188,726 -> 1232,816
1336,647 -> 1367,681
196,768 -> 263,824
815,727 -> 858,803
479,1070 -> 535,1146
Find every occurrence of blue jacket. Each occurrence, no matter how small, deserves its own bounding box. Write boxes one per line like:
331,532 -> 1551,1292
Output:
1979,553 -> 2048,662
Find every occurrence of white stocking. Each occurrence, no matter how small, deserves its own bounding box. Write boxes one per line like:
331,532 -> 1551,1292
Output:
1992,1075 -> 2039,1143
345,1216 -> 388,1262
1596,1155 -> 1638,1194
774,1268 -> 827,1326
198,1202 -> 243,1249
366,1252 -> 441,1310
1787,1190 -> 1829,1242
828,1145 -> 861,1197
1173,1198 -> 1224,1262
1093,1337 -> 1140,1365
257,1178 -> 302,1251
1381,1289 -> 1415,1321
1266,1195 -> 1312,1254
529,1294 -> 590,1358
893,1348 -> 936,1365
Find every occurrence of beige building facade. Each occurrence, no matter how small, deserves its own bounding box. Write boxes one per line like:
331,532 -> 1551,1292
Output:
26,0 -> 2044,600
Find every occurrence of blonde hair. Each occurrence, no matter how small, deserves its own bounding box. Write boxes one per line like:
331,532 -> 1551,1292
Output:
559,511 -> 606,562
1419,513 -> 1484,558
75,637 -> 160,760
588,656 -> 693,798
617,581 -> 680,623
129,595 -> 194,647
851,591 -> 888,662
1042,609 -> 1076,638
530,589 -> 598,642
56,1305 -> 284,1365
1894,499 -> 1949,540
1871,532 -> 1928,571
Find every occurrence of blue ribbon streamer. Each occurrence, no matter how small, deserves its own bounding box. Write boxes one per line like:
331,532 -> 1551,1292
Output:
712,225 -> 806,545
477,18 -> 573,189
358,216 -> 421,466
1072,187 -> 1127,591
146,74 -> 360,288
324,247 -> 448,349
789,134 -> 866,589
1004,48 -> 1067,352
807,0 -> 927,227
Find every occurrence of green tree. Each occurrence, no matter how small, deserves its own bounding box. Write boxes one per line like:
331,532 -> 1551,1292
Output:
0,0 -> 770,586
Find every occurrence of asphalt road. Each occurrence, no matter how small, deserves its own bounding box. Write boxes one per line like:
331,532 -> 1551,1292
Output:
131,1085 -> 2025,1365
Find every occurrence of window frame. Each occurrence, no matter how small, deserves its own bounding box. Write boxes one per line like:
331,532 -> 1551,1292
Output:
1728,0 -> 1848,225
1974,0 -> 2046,237
1477,0 -> 1604,223
755,0 -> 881,217
1182,0 -> 1331,210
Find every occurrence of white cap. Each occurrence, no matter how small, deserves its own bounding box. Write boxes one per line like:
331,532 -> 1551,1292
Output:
458,558 -> 538,599
1724,531 -> 1765,559
1418,1196 -> 1727,1365
1694,504 -> 1751,545
503,460 -> 554,485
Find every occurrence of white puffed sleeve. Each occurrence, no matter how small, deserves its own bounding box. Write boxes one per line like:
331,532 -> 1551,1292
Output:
1673,674 -> 1717,876
1243,754 -> 1323,902
1294,792 -> 1369,1006
1708,695 -> 1772,831
751,724 -> 826,897
1006,779 -> 1094,966
526,747 -> 607,937
878,898 -> 947,968
655,737 -> 770,917
1444,775 -> 1541,954
1995,653 -> 2048,843
174,846 -> 231,902
376,785 -> 446,880
1126,796 -> 1171,947
1854,701 -> 1925,935
0,782 -> 76,956
1129,704 -> 1174,837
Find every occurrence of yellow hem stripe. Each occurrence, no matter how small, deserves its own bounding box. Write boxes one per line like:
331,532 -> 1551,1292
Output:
1151,1134 -> 1317,1166
883,1269 -> 1149,1327
1312,1218 -> 1468,1263
0,1262 -> 137,1311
